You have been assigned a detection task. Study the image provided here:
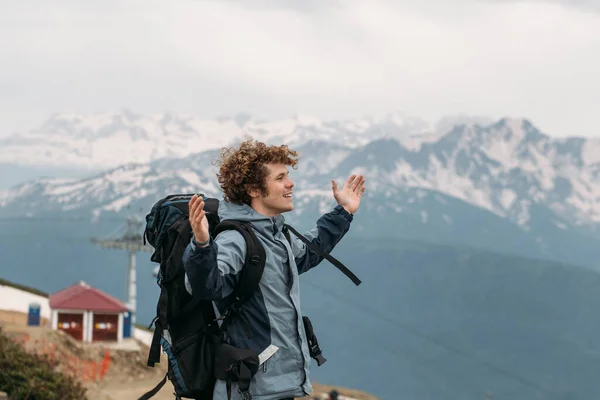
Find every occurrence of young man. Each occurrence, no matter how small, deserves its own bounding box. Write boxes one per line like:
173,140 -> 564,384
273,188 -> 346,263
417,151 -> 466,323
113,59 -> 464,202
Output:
182,139 -> 365,400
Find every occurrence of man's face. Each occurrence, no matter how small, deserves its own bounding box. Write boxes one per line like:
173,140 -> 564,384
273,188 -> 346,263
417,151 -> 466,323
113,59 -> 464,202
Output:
250,163 -> 295,216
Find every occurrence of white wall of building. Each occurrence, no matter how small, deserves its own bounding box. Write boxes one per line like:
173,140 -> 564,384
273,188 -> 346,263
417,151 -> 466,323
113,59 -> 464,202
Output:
0,283 -> 50,320
134,328 -> 153,346
2,282 -> 143,346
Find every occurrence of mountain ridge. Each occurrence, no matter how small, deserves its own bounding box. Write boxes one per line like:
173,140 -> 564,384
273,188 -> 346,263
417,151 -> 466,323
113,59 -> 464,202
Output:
0,109 -> 438,169
2,116 -> 599,228
1,114 -> 599,267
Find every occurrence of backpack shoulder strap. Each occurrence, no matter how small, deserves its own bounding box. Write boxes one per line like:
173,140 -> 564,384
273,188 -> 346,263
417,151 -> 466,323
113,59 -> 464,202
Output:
283,224 -> 362,286
213,220 -> 266,304
213,220 -> 267,337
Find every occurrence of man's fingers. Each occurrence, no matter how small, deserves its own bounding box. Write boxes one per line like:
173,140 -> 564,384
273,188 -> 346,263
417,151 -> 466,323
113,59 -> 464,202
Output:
189,195 -> 206,222
345,174 -> 356,187
193,211 -> 206,234
349,175 -> 363,192
354,181 -> 363,193
191,198 -> 205,215
352,175 -> 364,191
195,205 -> 205,219
189,194 -> 200,212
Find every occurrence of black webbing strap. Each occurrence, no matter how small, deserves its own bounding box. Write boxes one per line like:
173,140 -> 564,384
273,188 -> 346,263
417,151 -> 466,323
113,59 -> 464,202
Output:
147,324 -> 162,367
302,316 -> 327,366
283,224 -> 362,286
224,362 -> 253,400
237,362 -> 253,400
137,372 -> 168,400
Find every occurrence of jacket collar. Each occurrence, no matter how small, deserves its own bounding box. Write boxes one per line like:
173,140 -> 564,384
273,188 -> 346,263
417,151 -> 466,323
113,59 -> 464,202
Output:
218,200 -> 286,238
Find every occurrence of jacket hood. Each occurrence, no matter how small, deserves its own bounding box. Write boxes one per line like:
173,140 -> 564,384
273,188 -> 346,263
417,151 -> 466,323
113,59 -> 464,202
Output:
217,200 -> 286,237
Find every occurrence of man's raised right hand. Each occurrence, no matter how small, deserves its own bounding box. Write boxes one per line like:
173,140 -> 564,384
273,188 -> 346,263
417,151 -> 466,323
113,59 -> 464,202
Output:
189,194 -> 210,244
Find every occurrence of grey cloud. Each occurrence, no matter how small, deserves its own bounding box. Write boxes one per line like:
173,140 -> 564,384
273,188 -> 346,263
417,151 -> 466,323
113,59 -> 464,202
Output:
195,0 -> 342,13
0,0 -> 598,139
219,0 -> 600,13
488,0 -> 600,12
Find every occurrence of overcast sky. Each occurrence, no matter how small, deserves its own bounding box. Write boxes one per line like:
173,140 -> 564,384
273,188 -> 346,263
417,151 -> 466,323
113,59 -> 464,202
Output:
1,0 -> 598,138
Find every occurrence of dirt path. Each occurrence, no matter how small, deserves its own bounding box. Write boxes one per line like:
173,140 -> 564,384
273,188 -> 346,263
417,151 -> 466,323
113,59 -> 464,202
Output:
1,318 -> 377,400
86,380 -> 379,400
85,377 -> 176,400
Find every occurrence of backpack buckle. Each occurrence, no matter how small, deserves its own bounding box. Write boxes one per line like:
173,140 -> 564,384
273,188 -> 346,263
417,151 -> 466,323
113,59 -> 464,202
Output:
238,389 -> 252,400
250,255 -> 260,265
310,343 -> 320,354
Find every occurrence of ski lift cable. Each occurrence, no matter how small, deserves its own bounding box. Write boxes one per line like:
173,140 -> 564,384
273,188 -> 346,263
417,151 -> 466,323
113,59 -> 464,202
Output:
0,216 -> 123,222
302,278 -> 560,399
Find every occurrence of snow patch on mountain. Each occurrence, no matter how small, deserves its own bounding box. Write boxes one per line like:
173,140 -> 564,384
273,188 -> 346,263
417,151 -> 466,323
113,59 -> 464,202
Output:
555,221 -> 568,230
500,189 -> 517,210
177,169 -> 206,188
582,139 -> 600,165
1,116 -> 599,242
103,194 -> 135,213
485,127 -> 523,168
48,180 -> 90,196
401,133 -> 442,151
0,189 -> 8,207
0,110 -> 438,170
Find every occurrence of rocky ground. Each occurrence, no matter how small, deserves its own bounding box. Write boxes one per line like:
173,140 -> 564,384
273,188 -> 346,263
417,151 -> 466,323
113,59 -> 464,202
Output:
0,317 -> 377,400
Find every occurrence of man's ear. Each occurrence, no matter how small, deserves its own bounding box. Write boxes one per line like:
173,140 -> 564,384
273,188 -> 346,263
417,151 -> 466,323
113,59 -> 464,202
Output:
247,185 -> 261,198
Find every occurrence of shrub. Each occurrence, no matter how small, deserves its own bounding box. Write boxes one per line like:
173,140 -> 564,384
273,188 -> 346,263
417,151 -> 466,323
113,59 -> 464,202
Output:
0,328 -> 87,400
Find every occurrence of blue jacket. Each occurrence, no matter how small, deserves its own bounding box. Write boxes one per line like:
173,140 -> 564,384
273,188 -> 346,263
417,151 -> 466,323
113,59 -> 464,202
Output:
182,200 -> 353,400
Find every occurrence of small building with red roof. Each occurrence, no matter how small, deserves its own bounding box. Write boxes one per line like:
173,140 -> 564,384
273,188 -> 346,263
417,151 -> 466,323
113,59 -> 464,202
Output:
49,281 -> 129,343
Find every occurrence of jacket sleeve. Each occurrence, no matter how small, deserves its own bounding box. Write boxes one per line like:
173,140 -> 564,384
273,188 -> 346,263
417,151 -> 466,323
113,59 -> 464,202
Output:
183,230 -> 247,300
290,204 -> 353,275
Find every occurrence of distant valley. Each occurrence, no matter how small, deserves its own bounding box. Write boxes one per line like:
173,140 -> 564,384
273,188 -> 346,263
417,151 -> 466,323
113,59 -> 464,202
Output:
1,110 -> 599,399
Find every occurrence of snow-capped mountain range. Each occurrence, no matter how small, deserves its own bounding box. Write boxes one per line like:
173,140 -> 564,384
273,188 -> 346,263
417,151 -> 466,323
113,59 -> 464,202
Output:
3,112 -> 600,400
0,109 -> 441,169
1,111 -> 599,267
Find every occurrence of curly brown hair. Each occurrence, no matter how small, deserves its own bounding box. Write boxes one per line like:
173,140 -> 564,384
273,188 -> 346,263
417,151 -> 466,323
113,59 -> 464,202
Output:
215,137 -> 300,204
